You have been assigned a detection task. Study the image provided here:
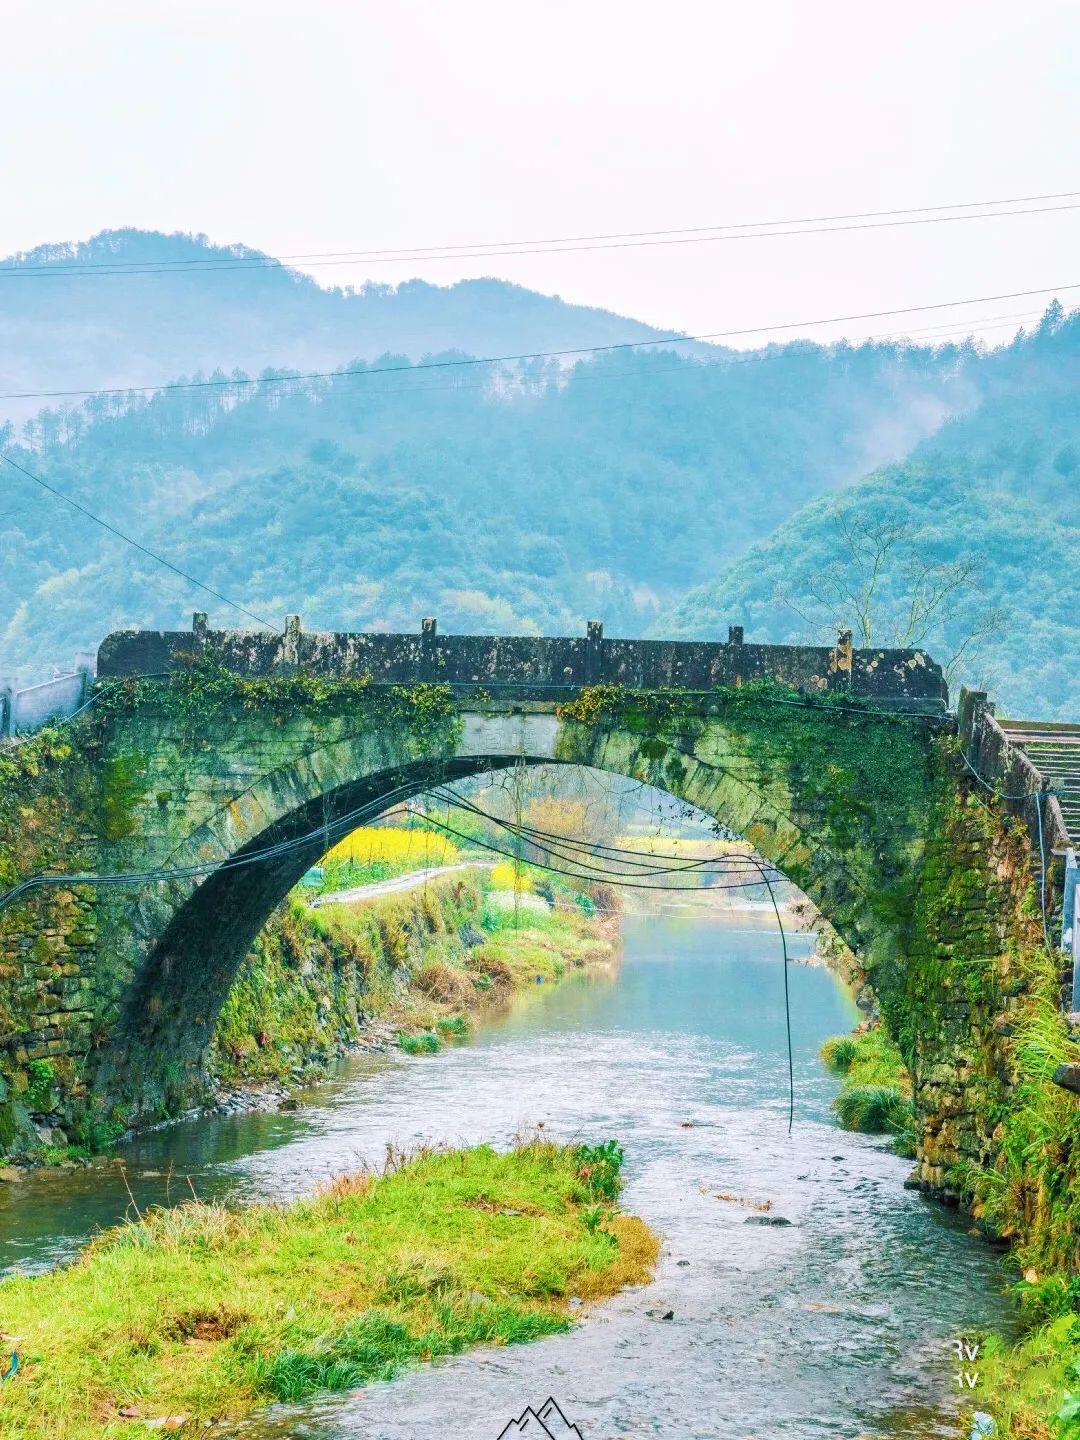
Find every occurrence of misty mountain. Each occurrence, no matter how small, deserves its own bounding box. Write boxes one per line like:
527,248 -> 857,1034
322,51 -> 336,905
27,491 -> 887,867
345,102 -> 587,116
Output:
0,229 -> 674,425
663,305 -> 1080,718
1,327 -> 977,680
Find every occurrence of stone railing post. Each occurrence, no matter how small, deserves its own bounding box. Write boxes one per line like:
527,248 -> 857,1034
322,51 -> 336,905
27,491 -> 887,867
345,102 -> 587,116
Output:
282,614 -> 302,672
0,677 -> 12,739
421,617 -> 437,681
192,612 -> 209,651
585,620 -> 604,685
833,628 -> 853,688
728,625 -> 744,686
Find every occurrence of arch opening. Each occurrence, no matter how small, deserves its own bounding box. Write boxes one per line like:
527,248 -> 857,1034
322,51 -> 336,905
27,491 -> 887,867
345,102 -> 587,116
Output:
93,708 -> 909,1120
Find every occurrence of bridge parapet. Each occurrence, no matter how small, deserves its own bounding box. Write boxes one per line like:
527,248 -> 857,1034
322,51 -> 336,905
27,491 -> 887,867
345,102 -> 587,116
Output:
97,616 -> 949,711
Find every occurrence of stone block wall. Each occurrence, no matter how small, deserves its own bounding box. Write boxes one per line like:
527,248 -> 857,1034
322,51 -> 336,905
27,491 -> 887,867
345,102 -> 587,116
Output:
898,742 -> 1055,1208
0,730 -> 102,1150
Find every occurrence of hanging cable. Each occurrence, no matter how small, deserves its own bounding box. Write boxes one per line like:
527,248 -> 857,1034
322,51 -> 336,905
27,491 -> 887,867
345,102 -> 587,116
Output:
6,194 -> 1080,279
2,280 -> 1078,402
430,785 -> 797,1127
0,452 -> 281,632
756,861 -> 795,1135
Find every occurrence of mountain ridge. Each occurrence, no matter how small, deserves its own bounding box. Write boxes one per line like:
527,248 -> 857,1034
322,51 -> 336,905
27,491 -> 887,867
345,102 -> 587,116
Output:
0,228 -> 681,424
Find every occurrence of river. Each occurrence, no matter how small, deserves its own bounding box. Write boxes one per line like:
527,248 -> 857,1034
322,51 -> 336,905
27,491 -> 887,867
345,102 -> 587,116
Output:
0,916 -> 1010,1439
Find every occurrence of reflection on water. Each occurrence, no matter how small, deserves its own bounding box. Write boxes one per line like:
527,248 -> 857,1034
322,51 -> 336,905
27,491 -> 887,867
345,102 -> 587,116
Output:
0,918 -> 1009,1439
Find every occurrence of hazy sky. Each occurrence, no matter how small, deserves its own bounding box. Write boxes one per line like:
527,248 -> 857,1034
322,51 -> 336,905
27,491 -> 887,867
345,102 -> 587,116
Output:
3,1 -> 1080,347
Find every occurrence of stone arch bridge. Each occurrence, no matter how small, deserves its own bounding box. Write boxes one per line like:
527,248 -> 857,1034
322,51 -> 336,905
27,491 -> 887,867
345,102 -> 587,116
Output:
0,618 -> 1071,1200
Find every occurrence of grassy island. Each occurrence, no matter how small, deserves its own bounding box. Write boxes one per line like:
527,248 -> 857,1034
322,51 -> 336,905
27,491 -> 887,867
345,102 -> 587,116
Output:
0,1138 -> 656,1439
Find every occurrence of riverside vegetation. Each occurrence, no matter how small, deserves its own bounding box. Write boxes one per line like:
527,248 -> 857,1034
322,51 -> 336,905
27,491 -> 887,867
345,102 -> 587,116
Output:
0,1137 -> 658,1439
212,842 -> 616,1092
820,1026 -> 916,1156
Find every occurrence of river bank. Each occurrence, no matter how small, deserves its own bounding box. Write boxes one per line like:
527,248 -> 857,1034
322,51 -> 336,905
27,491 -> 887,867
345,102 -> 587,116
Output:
0,1138 -> 656,1440
4,870 -> 616,1166
209,870 -> 617,1113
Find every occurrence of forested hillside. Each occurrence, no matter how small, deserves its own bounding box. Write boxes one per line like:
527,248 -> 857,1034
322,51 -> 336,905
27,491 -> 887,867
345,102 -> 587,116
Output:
0,230 -> 674,424
665,306 -> 1080,717
2,226 -> 1074,718
0,333 -> 977,679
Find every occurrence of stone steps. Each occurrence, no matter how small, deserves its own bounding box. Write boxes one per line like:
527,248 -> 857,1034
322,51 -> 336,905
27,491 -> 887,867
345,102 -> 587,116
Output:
998,720 -> 1080,845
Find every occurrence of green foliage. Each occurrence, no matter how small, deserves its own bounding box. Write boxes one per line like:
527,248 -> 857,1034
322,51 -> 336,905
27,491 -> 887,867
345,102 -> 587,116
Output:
24,1059 -> 55,1110
667,308 -> 1080,717
821,1027 -> 915,1152
819,1035 -> 859,1073
435,1014 -> 468,1039
834,1084 -> 914,1136
398,1031 -> 440,1054
95,655 -> 461,751
573,1139 -> 625,1203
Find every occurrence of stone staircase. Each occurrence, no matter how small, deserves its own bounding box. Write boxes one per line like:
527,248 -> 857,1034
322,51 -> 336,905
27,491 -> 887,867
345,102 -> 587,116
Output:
996,720 -> 1080,846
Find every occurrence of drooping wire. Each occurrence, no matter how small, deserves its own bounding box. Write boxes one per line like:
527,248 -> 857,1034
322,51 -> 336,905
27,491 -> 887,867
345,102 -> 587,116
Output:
432,785 -> 797,1129
3,280 -> 1078,402
6,195 -> 1080,279
757,861 -> 795,1135
0,775 -> 429,914
0,452 -> 281,632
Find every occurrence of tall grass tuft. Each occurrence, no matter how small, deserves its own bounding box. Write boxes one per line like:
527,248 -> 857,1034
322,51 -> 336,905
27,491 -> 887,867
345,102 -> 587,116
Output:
397,1030 -> 440,1055
834,1084 -> 914,1136
820,1035 -> 859,1073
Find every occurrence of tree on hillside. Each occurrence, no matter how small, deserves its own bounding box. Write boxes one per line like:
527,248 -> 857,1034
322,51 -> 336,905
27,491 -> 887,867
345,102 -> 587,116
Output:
777,509 -> 1007,684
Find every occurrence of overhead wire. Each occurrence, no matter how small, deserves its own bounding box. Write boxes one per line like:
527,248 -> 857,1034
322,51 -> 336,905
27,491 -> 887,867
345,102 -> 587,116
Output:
5,193 -> 1080,279
427,786 -> 798,1127
1,280 -> 1077,403
9,190 -> 1080,270
0,451 -> 281,632
427,785 -> 768,872
0,774 -> 432,915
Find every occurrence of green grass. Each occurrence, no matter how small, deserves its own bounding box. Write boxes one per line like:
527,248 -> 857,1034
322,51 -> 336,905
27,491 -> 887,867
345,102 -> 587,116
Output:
820,1026 -> 915,1154
819,1035 -> 859,1073
834,1084 -> 914,1136
434,1015 -> 469,1040
397,1031 -> 439,1055
0,1139 -> 657,1440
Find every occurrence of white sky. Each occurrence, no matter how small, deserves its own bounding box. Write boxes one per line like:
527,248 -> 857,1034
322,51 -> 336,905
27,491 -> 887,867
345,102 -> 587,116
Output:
3,0 -> 1080,347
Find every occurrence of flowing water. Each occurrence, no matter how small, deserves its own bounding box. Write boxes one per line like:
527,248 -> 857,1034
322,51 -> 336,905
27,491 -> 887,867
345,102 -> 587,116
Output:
0,917 -> 1010,1438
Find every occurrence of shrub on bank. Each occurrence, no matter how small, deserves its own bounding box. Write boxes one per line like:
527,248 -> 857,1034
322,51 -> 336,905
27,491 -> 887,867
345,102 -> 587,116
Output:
820,1026 -> 915,1155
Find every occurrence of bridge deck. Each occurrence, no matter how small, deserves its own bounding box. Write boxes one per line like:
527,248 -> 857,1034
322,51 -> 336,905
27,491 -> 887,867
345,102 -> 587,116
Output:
96,617 -> 951,712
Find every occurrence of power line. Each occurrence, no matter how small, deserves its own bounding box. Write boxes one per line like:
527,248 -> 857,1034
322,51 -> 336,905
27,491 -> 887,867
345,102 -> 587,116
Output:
430,786 -> 770,873
425,797 -> 798,1127
3,308 -> 1047,420
0,776 -> 431,914
0,451 -> 281,632
1,281 -> 1076,405
6,191 -> 1080,278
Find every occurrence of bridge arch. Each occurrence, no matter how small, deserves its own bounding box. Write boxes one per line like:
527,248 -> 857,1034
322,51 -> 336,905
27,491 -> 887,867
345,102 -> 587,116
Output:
91,697 -> 938,1117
